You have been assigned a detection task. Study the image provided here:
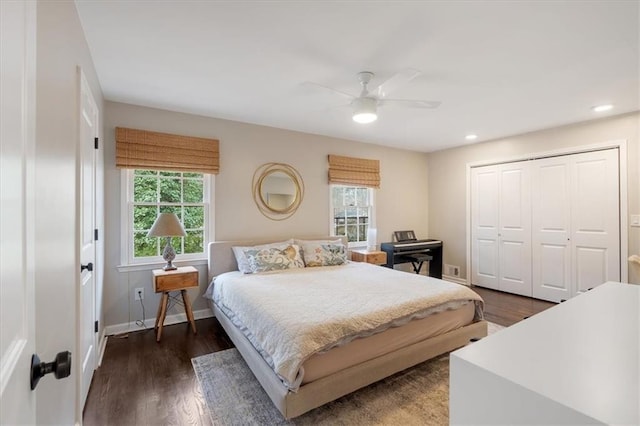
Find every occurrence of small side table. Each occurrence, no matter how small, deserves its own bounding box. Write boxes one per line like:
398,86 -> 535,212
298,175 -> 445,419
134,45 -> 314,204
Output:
152,266 -> 198,342
351,249 -> 387,265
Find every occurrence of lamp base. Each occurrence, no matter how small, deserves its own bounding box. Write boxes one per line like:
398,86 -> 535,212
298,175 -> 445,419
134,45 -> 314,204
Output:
162,262 -> 177,271
162,238 -> 177,271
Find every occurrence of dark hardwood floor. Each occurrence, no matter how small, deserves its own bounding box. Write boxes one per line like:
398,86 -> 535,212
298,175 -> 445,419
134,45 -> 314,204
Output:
83,287 -> 555,425
471,286 -> 555,327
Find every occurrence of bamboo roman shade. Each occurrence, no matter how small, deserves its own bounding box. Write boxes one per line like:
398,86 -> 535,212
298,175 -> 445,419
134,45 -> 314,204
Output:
115,127 -> 219,174
328,154 -> 380,188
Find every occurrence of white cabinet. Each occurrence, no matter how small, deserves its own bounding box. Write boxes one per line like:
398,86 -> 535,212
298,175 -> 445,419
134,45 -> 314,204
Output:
471,161 -> 532,296
471,149 -> 620,302
450,282 -> 639,425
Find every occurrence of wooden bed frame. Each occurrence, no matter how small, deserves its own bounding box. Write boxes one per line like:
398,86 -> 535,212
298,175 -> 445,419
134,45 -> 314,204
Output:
207,237 -> 488,419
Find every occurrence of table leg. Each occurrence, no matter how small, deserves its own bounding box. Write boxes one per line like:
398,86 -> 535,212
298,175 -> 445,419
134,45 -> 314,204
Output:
181,289 -> 197,334
156,292 -> 169,342
154,296 -> 163,330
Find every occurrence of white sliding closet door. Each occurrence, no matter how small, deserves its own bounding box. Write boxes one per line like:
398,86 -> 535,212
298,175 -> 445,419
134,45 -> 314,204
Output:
471,166 -> 500,290
471,162 -> 531,295
571,149 -> 620,294
532,158 -> 572,301
498,162 -> 532,296
531,149 -> 619,302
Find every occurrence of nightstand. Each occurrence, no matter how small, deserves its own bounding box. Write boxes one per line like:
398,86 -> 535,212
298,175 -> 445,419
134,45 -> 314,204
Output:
351,249 -> 387,265
152,266 -> 198,342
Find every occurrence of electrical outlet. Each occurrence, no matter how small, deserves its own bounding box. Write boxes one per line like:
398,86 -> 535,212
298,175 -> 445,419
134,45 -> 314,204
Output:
445,264 -> 461,277
134,287 -> 144,300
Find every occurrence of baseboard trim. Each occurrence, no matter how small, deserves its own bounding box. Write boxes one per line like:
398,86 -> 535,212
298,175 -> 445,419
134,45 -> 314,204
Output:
104,308 -> 214,336
442,274 -> 468,286
97,331 -> 108,367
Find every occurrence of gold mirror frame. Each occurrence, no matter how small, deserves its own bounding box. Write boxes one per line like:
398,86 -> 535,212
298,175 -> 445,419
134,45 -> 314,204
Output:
252,162 -> 304,221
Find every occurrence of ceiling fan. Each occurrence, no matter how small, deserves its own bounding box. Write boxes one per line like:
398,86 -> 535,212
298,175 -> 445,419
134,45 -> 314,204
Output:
304,69 -> 441,124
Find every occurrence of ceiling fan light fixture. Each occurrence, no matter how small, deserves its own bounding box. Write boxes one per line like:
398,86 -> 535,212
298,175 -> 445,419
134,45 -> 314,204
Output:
352,97 -> 378,124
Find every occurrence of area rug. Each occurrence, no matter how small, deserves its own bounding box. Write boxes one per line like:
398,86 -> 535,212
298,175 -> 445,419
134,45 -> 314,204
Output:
192,322 -> 505,425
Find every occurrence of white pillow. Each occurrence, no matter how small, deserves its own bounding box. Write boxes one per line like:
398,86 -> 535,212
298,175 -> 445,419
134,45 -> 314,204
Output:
232,239 -> 293,273
243,244 -> 305,273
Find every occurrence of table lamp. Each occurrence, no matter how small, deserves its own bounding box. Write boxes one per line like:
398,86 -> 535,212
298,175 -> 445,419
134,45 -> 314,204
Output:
147,212 -> 186,270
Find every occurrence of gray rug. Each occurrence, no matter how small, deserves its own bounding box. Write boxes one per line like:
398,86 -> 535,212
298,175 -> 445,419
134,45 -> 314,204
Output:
192,322 -> 505,425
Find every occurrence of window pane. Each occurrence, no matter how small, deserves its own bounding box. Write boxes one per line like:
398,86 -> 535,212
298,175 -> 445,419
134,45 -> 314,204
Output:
346,206 -> 357,219
183,206 -> 204,229
356,188 -> 369,206
332,186 -> 345,207
168,236 -> 183,255
346,225 -> 357,242
159,178 -> 181,203
344,187 -> 356,206
335,225 -> 345,236
358,224 -> 368,241
133,205 -> 157,231
134,232 -> 158,257
183,179 -> 204,203
159,171 -> 180,177
159,205 -> 180,217
133,176 -> 157,202
135,169 -> 156,176
185,230 -> 204,254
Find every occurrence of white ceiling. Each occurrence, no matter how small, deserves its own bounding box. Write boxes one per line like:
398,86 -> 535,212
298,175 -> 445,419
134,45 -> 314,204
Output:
75,1 -> 639,153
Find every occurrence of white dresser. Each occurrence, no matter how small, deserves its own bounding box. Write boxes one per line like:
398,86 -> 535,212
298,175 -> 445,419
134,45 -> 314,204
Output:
450,282 -> 639,425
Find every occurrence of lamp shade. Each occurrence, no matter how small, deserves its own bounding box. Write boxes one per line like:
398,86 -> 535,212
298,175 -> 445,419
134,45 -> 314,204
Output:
147,213 -> 186,237
352,97 -> 378,124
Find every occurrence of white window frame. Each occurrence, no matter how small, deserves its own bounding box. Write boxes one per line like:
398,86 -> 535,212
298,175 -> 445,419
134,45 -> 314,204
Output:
120,169 -> 215,267
329,184 -> 376,248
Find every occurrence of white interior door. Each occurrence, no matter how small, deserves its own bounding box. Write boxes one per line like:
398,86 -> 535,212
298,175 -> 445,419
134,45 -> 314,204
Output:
532,157 -> 572,302
0,1 -> 37,423
471,166 -> 500,290
498,161 -> 532,296
571,149 -> 620,294
78,69 -> 98,408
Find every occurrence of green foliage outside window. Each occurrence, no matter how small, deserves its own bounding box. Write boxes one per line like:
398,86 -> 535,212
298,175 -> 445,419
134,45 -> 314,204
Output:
132,170 -> 206,258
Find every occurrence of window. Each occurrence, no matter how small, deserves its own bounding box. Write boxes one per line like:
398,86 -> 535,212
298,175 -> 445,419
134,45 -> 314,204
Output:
122,169 -> 213,264
330,185 -> 374,246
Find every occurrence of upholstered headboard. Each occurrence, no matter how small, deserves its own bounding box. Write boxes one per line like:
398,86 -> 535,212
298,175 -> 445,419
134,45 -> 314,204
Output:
207,236 -> 348,283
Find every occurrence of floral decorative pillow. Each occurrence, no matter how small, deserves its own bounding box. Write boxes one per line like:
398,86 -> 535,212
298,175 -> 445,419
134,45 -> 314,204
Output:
301,243 -> 347,267
243,244 -> 305,273
232,240 -> 293,273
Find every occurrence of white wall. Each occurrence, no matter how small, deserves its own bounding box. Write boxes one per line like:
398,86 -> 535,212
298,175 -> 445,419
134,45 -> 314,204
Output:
103,101 -> 430,329
428,112 -> 640,284
35,1 -> 104,423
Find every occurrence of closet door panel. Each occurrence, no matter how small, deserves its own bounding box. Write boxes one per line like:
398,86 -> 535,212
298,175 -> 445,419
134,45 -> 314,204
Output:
498,162 -> 531,296
532,159 -> 571,302
571,149 -> 620,293
471,166 -> 499,289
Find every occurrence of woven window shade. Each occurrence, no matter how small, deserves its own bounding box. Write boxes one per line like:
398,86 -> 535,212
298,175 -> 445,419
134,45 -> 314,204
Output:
328,154 -> 380,188
115,127 -> 219,174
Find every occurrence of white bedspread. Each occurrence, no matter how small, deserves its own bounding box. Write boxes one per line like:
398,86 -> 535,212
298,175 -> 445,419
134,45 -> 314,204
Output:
207,262 -> 483,391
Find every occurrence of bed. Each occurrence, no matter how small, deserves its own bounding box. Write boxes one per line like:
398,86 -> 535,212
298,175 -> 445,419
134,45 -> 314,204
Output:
205,237 -> 487,419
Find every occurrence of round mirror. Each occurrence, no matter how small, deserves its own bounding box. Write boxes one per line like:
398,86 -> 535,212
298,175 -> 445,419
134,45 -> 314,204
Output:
252,163 -> 304,220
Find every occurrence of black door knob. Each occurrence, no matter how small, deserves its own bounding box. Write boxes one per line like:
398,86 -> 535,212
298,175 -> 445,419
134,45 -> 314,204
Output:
80,262 -> 93,272
30,351 -> 72,390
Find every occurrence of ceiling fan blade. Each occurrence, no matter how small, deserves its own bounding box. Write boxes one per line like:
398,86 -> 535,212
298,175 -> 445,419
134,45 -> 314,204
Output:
378,99 -> 441,109
375,68 -> 421,98
301,81 -> 355,100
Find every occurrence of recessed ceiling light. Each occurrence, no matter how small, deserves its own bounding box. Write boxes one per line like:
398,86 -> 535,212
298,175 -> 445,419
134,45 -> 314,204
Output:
592,104 -> 613,112
465,134 -> 478,141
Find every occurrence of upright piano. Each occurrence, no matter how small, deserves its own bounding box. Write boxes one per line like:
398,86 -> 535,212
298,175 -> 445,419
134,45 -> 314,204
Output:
380,238 -> 443,279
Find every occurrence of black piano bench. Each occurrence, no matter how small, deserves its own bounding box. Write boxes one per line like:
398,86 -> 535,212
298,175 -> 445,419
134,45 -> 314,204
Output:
406,254 -> 433,274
